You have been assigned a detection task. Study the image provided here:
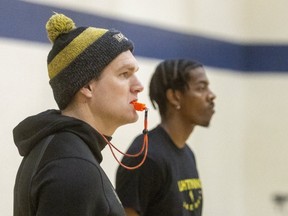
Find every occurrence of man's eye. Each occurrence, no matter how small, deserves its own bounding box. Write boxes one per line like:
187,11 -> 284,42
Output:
197,85 -> 206,91
120,72 -> 129,78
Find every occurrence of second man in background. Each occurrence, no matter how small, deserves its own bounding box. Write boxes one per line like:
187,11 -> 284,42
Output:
116,59 -> 216,216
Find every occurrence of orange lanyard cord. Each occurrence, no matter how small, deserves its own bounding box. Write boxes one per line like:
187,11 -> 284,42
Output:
100,108 -> 149,170
107,132 -> 148,170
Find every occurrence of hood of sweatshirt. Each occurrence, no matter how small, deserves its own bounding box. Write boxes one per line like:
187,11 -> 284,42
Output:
13,109 -> 110,163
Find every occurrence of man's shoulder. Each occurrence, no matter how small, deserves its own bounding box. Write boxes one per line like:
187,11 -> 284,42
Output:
42,132 -> 98,164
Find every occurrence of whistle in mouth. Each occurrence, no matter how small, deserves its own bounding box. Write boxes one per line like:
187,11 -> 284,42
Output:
131,101 -> 147,111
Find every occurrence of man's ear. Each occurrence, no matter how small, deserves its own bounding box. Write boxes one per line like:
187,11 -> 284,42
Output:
166,89 -> 181,107
79,82 -> 93,98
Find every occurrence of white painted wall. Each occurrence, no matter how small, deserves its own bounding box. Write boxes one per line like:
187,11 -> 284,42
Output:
1,1 -> 288,216
0,39 -> 55,214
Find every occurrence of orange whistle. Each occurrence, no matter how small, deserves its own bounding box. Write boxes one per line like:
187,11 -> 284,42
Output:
131,101 -> 147,111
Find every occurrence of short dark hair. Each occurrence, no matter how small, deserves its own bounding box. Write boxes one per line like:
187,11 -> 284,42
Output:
149,59 -> 203,116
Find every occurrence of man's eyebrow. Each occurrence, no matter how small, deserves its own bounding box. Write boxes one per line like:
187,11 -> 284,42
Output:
119,63 -> 139,72
189,80 -> 208,87
196,79 -> 209,84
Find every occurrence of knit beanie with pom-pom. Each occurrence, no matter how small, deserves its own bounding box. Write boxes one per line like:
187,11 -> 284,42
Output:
46,13 -> 134,110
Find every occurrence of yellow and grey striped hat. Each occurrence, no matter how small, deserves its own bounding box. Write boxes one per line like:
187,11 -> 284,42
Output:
46,13 -> 134,110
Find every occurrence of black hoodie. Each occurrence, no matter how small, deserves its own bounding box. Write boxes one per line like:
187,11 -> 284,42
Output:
13,109 -> 125,216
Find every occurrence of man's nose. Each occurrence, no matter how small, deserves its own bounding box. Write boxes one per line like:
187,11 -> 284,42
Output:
132,76 -> 144,93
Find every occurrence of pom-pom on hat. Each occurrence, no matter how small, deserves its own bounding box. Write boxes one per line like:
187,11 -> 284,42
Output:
46,13 -> 134,110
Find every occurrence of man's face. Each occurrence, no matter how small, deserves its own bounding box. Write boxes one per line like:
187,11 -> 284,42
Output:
178,67 -> 216,127
89,50 -> 144,128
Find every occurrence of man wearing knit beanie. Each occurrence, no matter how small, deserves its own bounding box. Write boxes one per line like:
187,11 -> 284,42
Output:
13,13 -> 144,216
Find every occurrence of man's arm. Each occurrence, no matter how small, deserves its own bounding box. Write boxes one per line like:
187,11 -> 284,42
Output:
33,158 -> 105,215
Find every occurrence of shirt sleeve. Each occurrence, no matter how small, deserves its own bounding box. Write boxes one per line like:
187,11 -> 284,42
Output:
31,158 -> 107,216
